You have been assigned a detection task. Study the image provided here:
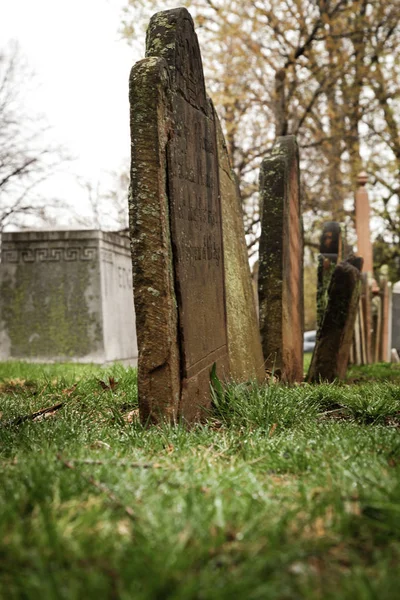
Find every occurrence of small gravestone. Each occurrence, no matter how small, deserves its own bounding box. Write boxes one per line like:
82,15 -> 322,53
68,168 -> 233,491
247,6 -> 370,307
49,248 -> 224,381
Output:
391,281 -> 400,354
130,8 -> 233,424
359,273 -> 372,364
0,230 -> 138,364
379,265 -> 390,362
258,135 -> 303,382
320,221 -> 342,260
317,222 -> 342,327
307,257 -> 363,382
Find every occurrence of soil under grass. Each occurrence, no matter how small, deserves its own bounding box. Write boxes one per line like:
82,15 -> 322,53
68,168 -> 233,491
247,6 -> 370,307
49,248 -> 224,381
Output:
1,361 -> 400,599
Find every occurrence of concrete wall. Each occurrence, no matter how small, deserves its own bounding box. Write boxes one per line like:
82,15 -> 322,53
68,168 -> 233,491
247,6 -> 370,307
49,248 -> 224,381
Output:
99,232 -> 138,362
0,230 -> 138,364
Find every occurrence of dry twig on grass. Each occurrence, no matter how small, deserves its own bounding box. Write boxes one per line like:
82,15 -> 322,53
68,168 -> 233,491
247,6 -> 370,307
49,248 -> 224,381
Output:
57,454 -> 136,520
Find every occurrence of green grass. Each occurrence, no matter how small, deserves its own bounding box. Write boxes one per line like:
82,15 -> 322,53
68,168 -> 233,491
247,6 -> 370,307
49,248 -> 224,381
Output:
1,362 -> 400,599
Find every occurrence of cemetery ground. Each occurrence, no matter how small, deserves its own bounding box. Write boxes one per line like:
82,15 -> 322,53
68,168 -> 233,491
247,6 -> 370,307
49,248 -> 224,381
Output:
1,362 -> 400,599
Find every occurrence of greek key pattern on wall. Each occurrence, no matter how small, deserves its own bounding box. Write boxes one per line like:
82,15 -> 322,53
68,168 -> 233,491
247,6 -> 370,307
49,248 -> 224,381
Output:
2,246 -> 98,263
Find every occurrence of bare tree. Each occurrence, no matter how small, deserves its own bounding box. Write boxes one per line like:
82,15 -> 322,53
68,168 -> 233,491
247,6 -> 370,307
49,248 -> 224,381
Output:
74,168 -> 129,232
121,1 -> 400,261
0,41 -> 67,232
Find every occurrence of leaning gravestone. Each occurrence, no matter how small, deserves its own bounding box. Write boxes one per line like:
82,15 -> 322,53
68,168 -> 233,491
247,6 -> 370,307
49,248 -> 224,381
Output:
258,135 -> 304,382
0,230 -> 138,364
130,9 -> 263,424
307,257 -> 363,382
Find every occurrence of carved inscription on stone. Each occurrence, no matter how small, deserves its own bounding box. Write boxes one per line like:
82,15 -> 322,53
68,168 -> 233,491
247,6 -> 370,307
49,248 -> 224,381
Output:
167,97 -> 227,378
129,8 -> 230,423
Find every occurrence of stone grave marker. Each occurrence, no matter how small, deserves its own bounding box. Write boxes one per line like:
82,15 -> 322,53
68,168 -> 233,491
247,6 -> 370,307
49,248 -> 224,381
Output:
130,8 -> 263,424
0,230 -> 138,364
258,135 -> 303,382
317,222 -> 342,328
379,265 -> 390,362
215,112 -> 265,383
307,257 -> 363,382
391,281 -> 400,355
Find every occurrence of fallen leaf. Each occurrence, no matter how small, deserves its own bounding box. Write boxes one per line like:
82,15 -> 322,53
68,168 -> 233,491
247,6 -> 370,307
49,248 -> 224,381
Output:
124,409 -> 139,423
62,384 -> 78,396
116,519 -> 131,537
269,423 -> 278,437
98,377 -> 118,392
90,440 -> 111,450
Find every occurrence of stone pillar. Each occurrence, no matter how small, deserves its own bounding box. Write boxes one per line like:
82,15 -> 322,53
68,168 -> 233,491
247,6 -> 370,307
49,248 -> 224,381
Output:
355,171 -> 373,274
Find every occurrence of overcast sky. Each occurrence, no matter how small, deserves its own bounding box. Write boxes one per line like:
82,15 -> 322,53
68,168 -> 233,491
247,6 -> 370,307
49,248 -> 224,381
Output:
1,0 -> 143,226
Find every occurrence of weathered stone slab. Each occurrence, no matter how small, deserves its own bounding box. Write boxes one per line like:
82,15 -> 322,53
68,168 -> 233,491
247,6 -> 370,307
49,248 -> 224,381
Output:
0,230 -> 138,364
129,8 -> 230,424
379,265 -> 390,362
215,111 -> 265,382
360,273 -> 372,364
391,281 -> 400,354
258,135 -> 303,382
317,222 -> 342,328
307,258 -> 363,382
319,221 -> 342,261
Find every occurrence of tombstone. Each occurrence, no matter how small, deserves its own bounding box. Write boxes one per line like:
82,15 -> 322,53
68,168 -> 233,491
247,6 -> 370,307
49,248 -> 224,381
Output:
391,282 -> 400,353
0,230 -> 138,364
307,257 -> 363,382
258,135 -> 303,382
372,291 -> 382,362
214,114 -> 265,382
391,348 -> 400,363
130,8 -> 263,424
360,273 -> 373,364
316,222 -> 342,328
379,265 -> 390,362
319,221 -> 342,260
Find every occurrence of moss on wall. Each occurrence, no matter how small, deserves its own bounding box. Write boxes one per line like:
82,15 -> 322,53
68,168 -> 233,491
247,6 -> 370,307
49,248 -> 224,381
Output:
0,261 -> 102,359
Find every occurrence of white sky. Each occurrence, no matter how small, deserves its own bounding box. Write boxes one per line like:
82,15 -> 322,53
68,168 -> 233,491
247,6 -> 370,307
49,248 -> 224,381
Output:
1,0 -> 143,226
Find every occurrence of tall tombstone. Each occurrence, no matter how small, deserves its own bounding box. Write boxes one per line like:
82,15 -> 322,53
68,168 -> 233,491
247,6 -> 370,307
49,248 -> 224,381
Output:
215,113 -> 265,382
258,136 -> 303,382
130,9 -> 263,424
129,8 -> 228,424
307,257 -> 363,382
317,222 -> 342,328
